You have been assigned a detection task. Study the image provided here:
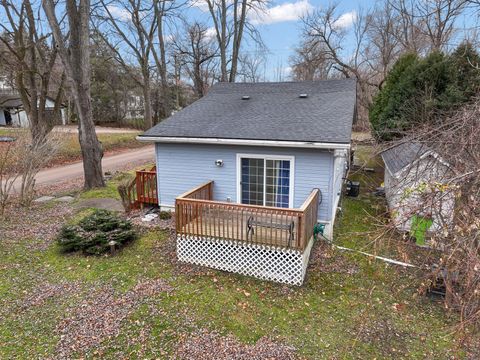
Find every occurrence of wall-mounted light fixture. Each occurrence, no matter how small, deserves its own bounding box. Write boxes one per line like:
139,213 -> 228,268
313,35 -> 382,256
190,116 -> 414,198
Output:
215,159 -> 224,167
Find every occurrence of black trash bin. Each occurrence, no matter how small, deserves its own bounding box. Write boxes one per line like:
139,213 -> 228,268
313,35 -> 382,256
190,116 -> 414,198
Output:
345,180 -> 360,197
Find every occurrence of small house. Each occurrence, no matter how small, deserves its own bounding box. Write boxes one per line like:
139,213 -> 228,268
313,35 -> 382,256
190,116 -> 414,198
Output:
381,141 -> 455,244
0,94 -> 67,128
138,80 -> 356,285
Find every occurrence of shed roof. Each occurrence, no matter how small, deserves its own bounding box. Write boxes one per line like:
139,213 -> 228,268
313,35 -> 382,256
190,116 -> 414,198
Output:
140,79 -> 356,144
381,141 -> 431,176
0,94 -> 23,108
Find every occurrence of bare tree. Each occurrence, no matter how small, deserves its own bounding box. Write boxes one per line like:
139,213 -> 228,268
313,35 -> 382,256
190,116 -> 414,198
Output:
0,0 -> 64,143
301,4 -> 375,128
43,0 -> 105,189
389,0 -> 467,52
95,0 -> 183,125
172,21 -> 219,97
95,0 -> 156,129
238,51 -> 265,82
152,0 -> 173,117
387,0 -> 430,54
201,0 -> 264,82
0,140 -> 20,217
418,0 -> 467,51
377,97 -> 480,331
364,2 -> 402,88
302,5 -> 367,79
290,40 -> 336,81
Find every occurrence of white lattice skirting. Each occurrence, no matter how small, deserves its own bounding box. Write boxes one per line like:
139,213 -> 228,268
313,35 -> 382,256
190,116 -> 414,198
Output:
177,235 -> 314,286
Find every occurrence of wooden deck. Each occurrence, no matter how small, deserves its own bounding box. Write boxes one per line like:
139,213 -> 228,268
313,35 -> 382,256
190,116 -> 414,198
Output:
180,208 -> 300,248
176,181 -> 320,250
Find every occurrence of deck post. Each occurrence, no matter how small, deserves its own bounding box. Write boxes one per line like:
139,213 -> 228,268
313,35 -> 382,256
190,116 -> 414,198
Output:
297,215 -> 303,249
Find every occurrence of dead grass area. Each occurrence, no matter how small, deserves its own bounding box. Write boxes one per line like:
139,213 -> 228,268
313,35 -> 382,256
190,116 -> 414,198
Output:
152,223 -> 212,277
51,132 -> 145,167
355,318 -> 413,357
55,279 -> 172,358
175,329 -> 298,360
19,281 -> 82,309
0,128 -> 145,172
1,202 -> 74,250
308,241 -> 359,275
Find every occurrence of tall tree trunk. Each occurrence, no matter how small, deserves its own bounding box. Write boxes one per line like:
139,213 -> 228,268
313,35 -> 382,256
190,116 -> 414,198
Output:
43,0 -> 105,189
220,0 -> 227,81
142,69 -> 153,130
74,2 -> 104,189
78,91 -> 104,188
229,0 -> 247,82
155,0 -> 169,117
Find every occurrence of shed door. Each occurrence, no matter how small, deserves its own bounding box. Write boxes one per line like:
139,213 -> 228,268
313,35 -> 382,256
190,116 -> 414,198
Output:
239,156 -> 293,208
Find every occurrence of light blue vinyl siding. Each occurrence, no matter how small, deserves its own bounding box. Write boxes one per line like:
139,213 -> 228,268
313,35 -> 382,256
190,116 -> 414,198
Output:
155,143 -> 336,221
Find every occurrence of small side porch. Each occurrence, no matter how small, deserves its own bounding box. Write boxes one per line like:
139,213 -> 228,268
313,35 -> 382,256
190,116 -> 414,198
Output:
175,181 -> 320,285
126,165 -> 158,210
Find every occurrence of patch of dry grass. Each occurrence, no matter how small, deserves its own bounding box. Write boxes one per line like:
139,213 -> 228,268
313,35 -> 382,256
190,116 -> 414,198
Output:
0,129 -> 144,171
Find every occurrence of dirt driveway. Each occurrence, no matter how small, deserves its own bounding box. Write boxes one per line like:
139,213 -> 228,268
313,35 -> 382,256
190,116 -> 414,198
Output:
11,146 -> 155,191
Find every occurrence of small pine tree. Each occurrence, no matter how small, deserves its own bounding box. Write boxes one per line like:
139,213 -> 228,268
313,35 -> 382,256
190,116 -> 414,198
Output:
57,209 -> 136,255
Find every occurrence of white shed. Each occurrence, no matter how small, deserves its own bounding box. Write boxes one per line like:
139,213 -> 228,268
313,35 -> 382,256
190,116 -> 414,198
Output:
381,142 -> 455,237
0,94 -> 66,128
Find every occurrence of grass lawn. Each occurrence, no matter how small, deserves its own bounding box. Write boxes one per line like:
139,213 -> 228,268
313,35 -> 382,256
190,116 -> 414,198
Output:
0,145 -> 475,359
56,132 -> 145,163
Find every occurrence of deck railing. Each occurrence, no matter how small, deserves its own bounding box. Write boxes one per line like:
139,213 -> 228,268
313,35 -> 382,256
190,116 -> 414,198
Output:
176,181 -> 320,250
126,165 -> 158,209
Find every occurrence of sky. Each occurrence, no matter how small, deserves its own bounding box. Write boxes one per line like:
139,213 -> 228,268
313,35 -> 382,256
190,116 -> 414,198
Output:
183,0 -> 479,81
184,0 -> 373,80
1,0 -> 477,82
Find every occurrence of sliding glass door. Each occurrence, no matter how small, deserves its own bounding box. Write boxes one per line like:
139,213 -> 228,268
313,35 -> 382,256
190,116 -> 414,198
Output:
239,155 -> 293,208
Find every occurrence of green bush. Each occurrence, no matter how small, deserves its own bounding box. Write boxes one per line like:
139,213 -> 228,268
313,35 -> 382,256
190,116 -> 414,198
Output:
57,209 -> 136,255
370,42 -> 480,141
159,211 -> 172,220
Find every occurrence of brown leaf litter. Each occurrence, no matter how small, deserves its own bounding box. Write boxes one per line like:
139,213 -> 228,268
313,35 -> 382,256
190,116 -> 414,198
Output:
175,329 -> 298,360
1,202 -> 74,250
355,318 -> 412,357
308,241 -> 359,275
153,223 -> 211,277
55,278 -> 173,358
19,281 -> 82,309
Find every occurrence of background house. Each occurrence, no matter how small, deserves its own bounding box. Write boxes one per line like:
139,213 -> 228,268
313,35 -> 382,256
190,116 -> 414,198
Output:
139,79 -> 356,284
381,142 -> 455,242
0,79 -> 67,128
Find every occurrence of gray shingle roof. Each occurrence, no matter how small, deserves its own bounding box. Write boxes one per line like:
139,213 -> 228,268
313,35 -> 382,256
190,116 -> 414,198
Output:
141,79 -> 356,144
381,142 -> 430,176
0,94 -> 22,108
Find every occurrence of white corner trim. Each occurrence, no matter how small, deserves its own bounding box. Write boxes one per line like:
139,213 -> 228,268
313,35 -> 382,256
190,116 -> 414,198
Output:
137,136 -> 350,150
334,149 -> 348,157
159,203 -> 175,211
235,153 -> 295,208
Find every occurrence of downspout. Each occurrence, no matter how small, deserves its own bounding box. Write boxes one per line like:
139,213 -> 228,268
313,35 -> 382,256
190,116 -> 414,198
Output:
331,149 -> 348,225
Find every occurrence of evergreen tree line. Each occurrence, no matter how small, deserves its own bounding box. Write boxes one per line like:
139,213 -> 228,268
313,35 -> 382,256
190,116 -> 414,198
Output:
370,43 -> 480,140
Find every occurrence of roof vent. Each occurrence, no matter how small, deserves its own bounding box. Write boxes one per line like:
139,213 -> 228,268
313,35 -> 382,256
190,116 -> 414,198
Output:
299,93 -> 308,98
241,95 -> 250,100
